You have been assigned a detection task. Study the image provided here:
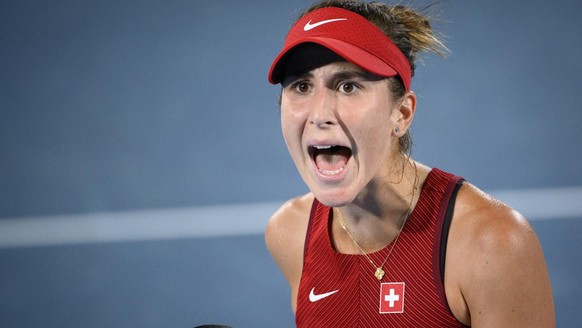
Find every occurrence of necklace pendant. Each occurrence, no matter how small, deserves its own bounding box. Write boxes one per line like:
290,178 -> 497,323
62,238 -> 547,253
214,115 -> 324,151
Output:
375,267 -> 385,280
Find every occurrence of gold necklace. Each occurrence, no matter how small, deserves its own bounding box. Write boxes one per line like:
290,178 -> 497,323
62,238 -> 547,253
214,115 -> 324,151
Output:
337,161 -> 419,280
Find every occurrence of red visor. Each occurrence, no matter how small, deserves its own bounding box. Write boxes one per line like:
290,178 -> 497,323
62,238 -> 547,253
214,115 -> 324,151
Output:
268,7 -> 411,90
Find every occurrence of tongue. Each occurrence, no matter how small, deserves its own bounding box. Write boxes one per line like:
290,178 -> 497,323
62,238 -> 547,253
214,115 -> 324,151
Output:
315,148 -> 350,173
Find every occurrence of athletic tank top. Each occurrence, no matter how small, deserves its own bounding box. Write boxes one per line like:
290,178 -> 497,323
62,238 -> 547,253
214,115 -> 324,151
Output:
296,168 -> 467,327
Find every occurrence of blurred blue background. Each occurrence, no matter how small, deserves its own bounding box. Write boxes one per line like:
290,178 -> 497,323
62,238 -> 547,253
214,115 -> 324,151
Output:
1,0 -> 581,327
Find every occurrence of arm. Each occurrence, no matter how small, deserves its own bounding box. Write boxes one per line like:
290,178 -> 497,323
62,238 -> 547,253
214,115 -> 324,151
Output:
446,184 -> 555,327
265,193 -> 313,313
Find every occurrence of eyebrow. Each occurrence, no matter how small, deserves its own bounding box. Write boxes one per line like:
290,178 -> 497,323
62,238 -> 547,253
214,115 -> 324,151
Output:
281,71 -> 312,87
332,69 -> 383,82
282,68 -> 383,87
287,71 -> 312,79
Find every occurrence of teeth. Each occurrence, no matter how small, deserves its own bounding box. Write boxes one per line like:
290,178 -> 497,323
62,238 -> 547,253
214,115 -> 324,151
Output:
319,166 -> 345,176
313,145 -> 334,149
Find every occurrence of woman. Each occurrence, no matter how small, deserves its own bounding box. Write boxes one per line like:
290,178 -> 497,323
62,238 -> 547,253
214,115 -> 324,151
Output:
265,0 -> 555,326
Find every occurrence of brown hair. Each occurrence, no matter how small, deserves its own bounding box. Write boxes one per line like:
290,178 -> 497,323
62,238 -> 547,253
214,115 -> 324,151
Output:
297,0 -> 448,155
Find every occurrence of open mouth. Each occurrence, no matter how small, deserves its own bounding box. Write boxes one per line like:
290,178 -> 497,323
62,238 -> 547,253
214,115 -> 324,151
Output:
308,145 -> 352,177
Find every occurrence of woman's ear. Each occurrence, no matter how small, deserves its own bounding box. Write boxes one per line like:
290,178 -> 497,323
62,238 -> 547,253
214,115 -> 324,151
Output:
392,91 -> 416,136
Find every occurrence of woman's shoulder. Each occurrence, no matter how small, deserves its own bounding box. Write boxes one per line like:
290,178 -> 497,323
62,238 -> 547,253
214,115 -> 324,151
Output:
449,181 -> 537,265
445,182 -> 554,326
266,192 -> 315,237
274,192 -> 315,220
264,193 -> 315,285
453,182 -> 531,241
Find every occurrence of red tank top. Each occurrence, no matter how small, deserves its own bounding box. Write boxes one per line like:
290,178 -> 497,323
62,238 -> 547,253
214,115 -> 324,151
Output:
296,168 -> 467,327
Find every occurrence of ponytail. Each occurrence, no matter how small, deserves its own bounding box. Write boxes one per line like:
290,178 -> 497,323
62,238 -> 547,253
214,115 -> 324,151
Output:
301,0 -> 448,78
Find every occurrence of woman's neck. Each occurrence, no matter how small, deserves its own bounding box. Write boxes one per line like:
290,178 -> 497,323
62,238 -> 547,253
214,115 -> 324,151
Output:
332,159 -> 424,252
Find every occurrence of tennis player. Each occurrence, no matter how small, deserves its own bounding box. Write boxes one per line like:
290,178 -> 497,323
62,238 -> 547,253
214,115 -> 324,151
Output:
265,0 -> 555,326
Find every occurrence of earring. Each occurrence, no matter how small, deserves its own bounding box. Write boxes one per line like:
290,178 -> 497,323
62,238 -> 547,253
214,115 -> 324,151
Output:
395,127 -> 400,134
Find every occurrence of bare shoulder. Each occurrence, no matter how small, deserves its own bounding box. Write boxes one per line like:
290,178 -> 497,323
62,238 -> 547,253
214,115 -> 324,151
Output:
452,182 -> 534,246
445,182 -> 555,327
265,193 -> 314,286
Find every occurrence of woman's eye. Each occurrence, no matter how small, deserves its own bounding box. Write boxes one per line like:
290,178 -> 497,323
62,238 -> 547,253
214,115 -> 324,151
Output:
339,82 -> 358,93
294,82 -> 310,93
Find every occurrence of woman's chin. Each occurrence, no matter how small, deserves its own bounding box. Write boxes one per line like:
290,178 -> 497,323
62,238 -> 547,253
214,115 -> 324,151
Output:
311,188 -> 356,208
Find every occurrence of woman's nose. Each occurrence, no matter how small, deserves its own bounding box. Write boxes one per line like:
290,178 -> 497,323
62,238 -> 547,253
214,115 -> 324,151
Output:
309,90 -> 337,128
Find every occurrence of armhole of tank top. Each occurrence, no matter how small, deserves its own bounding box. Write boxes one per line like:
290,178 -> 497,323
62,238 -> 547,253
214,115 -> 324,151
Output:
439,178 -> 464,282
303,198 -> 320,260
433,175 -> 464,309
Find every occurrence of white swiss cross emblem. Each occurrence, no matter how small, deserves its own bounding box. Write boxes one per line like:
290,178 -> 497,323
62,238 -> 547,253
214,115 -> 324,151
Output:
379,282 -> 405,314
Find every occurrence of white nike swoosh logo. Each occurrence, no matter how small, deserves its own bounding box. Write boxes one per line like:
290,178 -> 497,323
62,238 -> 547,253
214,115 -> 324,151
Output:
303,18 -> 347,31
309,287 -> 339,302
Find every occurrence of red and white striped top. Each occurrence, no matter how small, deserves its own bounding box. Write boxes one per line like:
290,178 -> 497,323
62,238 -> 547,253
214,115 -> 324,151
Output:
296,168 -> 467,327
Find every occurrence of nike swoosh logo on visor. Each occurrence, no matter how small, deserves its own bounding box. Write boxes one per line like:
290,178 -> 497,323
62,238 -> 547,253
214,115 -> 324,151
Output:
303,18 -> 347,31
309,287 -> 339,302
